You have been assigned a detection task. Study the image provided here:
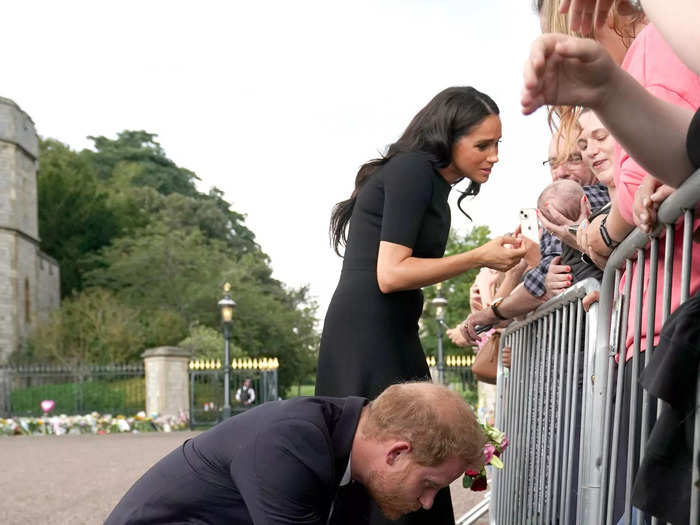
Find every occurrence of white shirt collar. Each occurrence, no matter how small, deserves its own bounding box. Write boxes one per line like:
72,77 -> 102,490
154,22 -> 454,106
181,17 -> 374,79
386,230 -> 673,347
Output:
339,453 -> 352,486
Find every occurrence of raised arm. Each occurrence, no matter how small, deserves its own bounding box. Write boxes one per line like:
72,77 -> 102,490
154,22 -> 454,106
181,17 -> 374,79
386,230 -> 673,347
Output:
377,236 -> 526,294
522,33 -> 695,188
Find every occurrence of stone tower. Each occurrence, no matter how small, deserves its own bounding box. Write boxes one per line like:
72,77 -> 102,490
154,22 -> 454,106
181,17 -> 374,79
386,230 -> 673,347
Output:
0,97 -> 60,363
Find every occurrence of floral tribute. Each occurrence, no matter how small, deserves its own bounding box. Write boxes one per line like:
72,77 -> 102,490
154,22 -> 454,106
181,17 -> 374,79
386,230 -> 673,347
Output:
463,422 -> 508,492
0,411 -> 189,437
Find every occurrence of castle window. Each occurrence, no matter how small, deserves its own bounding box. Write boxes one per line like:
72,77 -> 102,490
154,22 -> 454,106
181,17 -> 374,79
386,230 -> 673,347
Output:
25,278 -> 31,325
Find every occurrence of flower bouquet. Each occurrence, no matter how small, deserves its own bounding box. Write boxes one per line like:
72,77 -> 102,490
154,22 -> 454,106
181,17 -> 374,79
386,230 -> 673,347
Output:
463,422 -> 508,491
0,410 -> 189,437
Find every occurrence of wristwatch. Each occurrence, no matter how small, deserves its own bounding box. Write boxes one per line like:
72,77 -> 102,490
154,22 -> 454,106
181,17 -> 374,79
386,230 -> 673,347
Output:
599,214 -> 620,250
490,297 -> 507,321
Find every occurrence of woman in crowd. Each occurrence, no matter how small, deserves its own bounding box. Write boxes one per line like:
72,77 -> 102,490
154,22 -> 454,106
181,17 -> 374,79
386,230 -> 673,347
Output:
316,86 -> 526,525
537,108 -> 616,253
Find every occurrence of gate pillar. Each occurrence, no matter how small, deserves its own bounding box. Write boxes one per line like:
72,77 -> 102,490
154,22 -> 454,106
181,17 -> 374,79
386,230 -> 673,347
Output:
142,346 -> 191,418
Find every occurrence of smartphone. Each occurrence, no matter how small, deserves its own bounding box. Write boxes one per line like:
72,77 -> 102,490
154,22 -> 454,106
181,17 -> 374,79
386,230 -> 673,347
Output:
519,208 -> 540,243
474,324 -> 493,335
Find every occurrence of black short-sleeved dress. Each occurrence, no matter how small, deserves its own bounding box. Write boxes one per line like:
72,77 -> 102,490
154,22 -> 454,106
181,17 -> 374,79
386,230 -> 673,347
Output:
316,151 -> 455,525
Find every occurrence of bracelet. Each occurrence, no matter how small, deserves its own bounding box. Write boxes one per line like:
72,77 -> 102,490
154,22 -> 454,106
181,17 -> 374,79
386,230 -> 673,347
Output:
599,215 -> 620,250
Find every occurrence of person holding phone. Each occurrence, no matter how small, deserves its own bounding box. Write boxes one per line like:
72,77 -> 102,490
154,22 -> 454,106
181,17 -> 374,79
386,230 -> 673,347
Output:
315,86 -> 526,525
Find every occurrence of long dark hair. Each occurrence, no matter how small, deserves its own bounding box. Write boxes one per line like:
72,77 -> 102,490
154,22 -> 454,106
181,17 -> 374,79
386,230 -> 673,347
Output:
329,86 -> 500,256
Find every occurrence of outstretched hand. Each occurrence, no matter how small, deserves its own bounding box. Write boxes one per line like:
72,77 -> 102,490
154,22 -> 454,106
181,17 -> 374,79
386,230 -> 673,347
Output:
478,235 -> 528,272
521,33 -> 616,115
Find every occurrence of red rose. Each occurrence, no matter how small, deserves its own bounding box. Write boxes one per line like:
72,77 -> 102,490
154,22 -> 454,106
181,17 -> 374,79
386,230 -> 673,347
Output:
470,475 -> 488,492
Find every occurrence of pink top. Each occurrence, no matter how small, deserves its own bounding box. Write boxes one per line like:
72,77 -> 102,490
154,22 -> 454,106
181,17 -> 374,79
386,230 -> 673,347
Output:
615,24 -> 700,359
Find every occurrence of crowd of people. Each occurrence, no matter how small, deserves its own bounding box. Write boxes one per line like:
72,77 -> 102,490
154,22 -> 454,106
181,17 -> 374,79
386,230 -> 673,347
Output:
105,1 -> 700,524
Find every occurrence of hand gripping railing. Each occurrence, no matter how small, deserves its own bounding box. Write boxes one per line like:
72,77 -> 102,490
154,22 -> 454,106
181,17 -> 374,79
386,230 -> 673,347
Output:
586,168 -> 700,525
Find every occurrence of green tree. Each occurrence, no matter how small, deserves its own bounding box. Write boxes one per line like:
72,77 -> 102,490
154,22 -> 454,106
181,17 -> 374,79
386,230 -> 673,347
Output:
85,222 -> 319,392
420,225 -> 491,357
18,289 -> 147,366
179,324 -> 244,360
36,139 -> 121,296
84,130 -> 200,197
34,131 -> 319,391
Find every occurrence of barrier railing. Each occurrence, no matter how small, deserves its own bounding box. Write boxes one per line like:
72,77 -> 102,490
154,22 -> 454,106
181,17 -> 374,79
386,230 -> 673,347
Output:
491,278 -> 600,525
492,168 -> 700,524
587,170 -> 700,525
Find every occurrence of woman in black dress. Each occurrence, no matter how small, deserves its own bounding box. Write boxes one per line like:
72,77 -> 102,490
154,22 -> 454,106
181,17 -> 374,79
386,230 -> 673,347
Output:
316,86 -> 526,525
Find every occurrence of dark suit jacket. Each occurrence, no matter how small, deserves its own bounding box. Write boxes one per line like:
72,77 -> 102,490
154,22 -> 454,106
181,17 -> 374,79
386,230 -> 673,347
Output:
105,396 -> 368,524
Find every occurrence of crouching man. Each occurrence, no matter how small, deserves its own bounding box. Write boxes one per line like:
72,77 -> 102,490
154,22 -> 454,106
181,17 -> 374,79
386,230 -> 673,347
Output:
105,382 -> 485,524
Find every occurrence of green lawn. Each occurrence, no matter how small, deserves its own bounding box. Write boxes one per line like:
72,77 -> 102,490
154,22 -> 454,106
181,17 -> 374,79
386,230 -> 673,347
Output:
285,384 -> 315,398
10,377 -> 145,416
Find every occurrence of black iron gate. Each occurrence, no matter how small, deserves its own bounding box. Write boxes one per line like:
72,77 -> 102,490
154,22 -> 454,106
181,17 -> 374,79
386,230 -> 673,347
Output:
189,358 -> 278,426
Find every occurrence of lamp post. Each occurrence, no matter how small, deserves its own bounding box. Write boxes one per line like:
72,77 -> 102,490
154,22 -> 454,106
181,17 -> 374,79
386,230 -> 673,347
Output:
218,282 -> 236,420
431,282 -> 448,385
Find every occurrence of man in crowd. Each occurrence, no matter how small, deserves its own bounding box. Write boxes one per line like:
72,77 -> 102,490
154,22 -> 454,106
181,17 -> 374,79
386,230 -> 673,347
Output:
105,382 -> 485,525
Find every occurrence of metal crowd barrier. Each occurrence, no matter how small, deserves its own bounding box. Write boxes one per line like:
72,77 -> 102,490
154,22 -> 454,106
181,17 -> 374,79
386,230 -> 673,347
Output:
492,168 -> 700,524
491,278 -> 600,525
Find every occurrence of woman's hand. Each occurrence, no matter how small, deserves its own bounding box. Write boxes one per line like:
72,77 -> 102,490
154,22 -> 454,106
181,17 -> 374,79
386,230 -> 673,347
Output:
446,327 -> 469,347
501,346 -> 512,369
582,290 -> 600,312
522,33 -> 617,115
634,179 -> 675,233
461,308 -> 497,344
545,256 -> 572,296
577,214 -> 611,269
476,236 -> 528,272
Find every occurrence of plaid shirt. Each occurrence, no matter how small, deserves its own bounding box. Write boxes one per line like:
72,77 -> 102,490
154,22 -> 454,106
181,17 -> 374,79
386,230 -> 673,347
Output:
523,184 -> 610,297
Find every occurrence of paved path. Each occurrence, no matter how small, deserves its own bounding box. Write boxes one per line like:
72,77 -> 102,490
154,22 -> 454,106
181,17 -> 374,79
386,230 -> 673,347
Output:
0,432 -> 488,524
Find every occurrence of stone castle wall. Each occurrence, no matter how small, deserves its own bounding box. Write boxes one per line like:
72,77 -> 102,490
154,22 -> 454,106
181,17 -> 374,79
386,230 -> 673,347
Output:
0,98 -> 60,363
37,252 -> 60,323
0,232 -> 17,360
0,98 -> 39,239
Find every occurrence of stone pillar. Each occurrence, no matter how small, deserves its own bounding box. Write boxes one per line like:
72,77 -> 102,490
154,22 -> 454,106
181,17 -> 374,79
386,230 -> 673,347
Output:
142,346 -> 192,418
